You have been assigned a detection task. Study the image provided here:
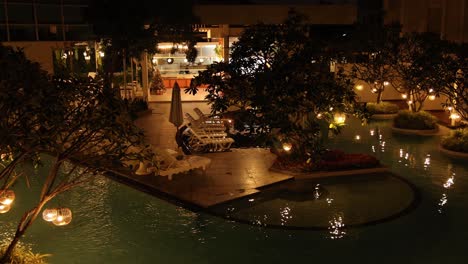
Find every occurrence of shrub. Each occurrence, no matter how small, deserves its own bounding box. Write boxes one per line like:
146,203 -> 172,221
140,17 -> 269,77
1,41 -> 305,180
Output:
441,129 -> 468,153
366,102 -> 399,115
1,242 -> 50,264
126,98 -> 149,120
393,110 -> 438,130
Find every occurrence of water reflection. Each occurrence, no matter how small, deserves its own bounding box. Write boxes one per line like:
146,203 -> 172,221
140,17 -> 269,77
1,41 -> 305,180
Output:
328,214 -> 346,239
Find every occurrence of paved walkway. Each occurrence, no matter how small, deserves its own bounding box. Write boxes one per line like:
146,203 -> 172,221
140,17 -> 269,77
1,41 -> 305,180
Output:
113,102 -> 293,208
110,101 -> 460,208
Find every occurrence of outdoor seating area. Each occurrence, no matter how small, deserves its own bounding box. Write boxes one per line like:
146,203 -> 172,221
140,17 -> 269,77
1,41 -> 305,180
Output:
182,110 -> 234,152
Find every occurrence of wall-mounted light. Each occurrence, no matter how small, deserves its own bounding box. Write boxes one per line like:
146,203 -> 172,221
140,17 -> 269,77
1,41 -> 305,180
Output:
167,58 -> 174,64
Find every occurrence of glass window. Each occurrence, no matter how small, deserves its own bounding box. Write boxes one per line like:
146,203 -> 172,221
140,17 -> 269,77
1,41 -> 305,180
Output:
36,5 -> 61,24
7,3 -> 34,24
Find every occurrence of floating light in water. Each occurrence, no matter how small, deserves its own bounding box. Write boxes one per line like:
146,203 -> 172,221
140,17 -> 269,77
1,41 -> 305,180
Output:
0,190 -> 15,205
313,184 -> 321,199
282,142 -> 292,152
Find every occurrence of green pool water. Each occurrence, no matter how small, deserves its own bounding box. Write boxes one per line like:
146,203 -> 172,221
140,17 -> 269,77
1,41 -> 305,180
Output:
2,118 -> 468,264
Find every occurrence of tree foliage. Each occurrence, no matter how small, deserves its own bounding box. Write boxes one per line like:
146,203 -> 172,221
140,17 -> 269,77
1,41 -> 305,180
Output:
0,45 -> 150,262
187,12 -> 363,162
393,33 -> 450,112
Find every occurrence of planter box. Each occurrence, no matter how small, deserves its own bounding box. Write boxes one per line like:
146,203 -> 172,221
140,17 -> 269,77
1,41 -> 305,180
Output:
370,113 -> 397,120
391,125 -> 439,136
439,145 -> 468,160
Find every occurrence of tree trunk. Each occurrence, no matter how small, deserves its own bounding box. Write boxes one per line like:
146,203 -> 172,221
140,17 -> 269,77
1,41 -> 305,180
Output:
0,199 -> 48,263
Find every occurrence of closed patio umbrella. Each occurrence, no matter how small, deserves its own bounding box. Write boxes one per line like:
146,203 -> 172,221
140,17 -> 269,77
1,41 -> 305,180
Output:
169,81 -> 183,129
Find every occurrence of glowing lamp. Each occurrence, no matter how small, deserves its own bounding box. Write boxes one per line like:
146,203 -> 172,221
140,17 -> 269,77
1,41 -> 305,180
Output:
316,113 -> 323,119
0,203 -> 11,214
135,162 -> 151,175
42,208 -> 58,222
447,106 -> 453,111
99,51 -> 105,58
371,88 -> 377,93
282,142 -> 292,152
383,81 -> 390,86
401,94 -> 407,99
355,85 -> 363,91
167,58 -> 174,64
334,113 -> 346,124
199,58 -> 204,63
355,135 -> 361,140
183,58 -> 188,63
52,208 -> 72,226
152,57 -> 157,64
428,95 -> 436,101
450,113 -> 460,120
0,190 -> 15,205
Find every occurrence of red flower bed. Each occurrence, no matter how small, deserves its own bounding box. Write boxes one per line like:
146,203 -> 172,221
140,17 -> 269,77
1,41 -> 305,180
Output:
316,150 -> 380,171
272,149 -> 380,172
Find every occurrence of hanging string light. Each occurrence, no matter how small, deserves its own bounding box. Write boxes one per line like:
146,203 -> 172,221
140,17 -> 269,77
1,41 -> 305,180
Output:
0,203 -> 11,214
0,190 -> 15,205
42,207 -> 73,226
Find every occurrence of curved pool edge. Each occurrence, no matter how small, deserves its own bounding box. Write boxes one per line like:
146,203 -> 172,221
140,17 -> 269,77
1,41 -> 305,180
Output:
439,145 -> 468,160
391,125 -> 440,136
269,166 -> 390,180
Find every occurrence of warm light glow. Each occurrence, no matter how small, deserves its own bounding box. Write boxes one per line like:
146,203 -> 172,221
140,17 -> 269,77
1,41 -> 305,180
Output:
402,94 -> 407,99
429,88 -> 434,93
450,113 -> 460,120
355,135 -> 360,140
183,58 -> 188,63
42,208 -> 59,222
151,57 -> 157,64
316,113 -> 323,119
199,58 -> 204,63
334,113 -> 346,124
227,119 -> 232,124
0,203 -> 11,214
428,95 -> 436,101
51,208 -> 72,226
383,81 -> 390,86
167,58 -> 174,64
0,190 -> 15,205
355,85 -> 363,91
443,176 -> 455,189
282,142 -> 292,152
447,106 -> 453,111
408,100 -> 413,104
371,88 -> 377,93
99,51 -> 105,58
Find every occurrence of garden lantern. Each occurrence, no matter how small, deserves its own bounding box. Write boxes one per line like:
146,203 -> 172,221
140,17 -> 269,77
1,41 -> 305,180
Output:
402,94 -> 407,99
42,208 -> 59,222
0,203 -> 11,214
428,95 -> 436,101
0,190 -> 15,205
52,208 -> 73,226
333,113 -> 346,124
355,85 -> 363,91
282,142 -> 292,152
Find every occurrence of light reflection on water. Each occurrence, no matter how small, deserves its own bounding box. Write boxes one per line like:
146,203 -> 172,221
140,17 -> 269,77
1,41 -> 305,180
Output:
2,117 -> 468,263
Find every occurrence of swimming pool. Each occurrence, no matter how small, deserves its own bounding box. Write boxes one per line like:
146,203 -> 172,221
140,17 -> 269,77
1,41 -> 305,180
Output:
2,118 -> 468,263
